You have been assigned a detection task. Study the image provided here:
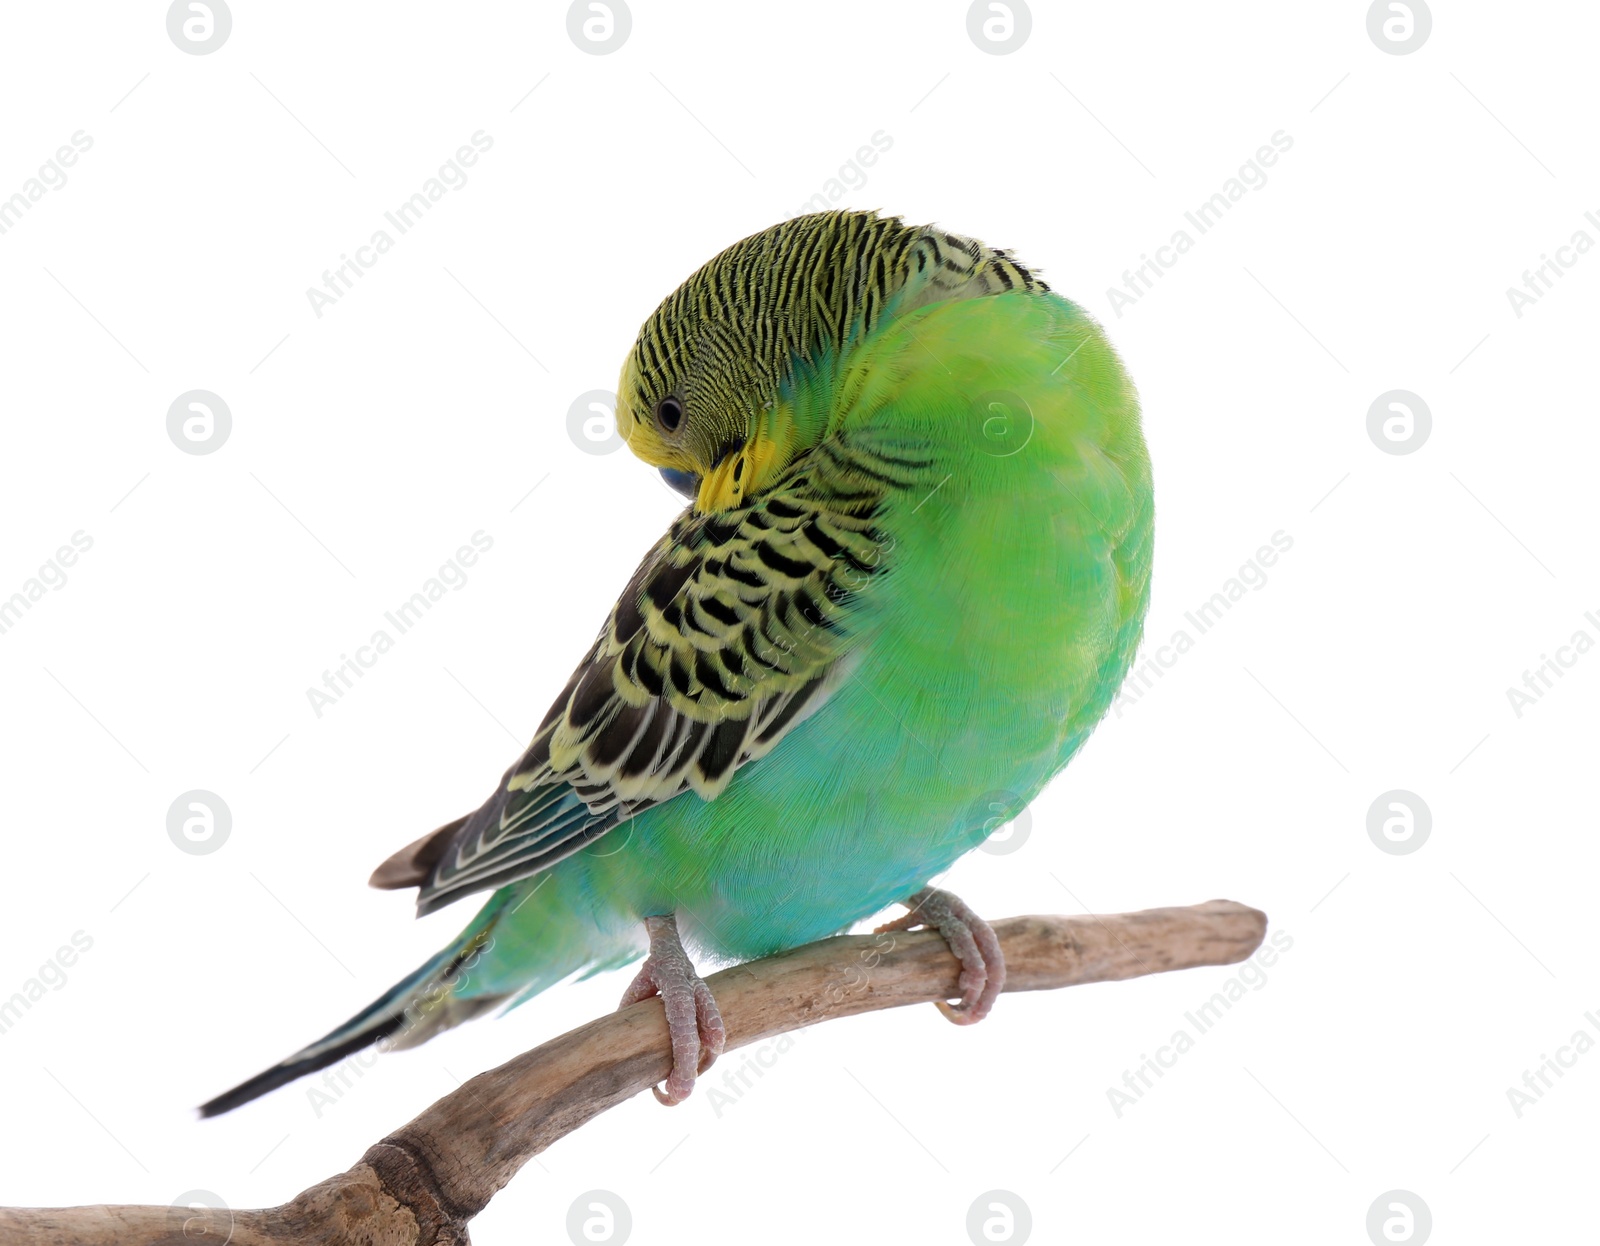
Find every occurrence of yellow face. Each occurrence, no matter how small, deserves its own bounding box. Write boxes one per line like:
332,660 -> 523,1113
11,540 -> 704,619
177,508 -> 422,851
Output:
616,354 -> 792,514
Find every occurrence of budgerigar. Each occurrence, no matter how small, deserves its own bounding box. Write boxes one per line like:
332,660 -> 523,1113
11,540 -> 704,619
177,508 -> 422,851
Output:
203,209 -> 1152,1114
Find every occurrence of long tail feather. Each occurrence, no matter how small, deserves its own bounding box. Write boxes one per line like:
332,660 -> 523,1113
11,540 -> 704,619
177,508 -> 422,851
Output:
199,904 -> 507,1118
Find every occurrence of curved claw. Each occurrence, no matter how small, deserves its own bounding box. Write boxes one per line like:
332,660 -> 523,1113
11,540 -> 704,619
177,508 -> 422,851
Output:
876,886 -> 1006,1024
620,914 -> 725,1105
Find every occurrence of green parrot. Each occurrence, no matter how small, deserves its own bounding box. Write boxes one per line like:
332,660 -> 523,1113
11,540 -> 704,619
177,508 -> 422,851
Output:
203,209 -> 1152,1114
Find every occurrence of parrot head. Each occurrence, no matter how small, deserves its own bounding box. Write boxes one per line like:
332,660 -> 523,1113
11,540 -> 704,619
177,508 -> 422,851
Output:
614,213 -> 855,516
615,314 -> 797,516
615,209 -> 1046,515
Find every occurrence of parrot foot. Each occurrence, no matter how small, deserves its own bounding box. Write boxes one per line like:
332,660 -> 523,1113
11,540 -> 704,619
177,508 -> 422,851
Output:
876,886 -> 1006,1025
619,913 -> 726,1105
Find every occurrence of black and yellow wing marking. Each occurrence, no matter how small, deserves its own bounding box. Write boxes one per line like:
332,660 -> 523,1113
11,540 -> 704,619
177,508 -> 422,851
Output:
372,436 -> 930,916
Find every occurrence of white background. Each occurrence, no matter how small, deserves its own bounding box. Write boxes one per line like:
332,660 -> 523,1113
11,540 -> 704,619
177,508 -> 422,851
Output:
1,2 -> 1595,1243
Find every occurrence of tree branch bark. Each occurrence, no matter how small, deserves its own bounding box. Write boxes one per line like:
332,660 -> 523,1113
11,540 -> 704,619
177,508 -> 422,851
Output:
0,899 -> 1266,1245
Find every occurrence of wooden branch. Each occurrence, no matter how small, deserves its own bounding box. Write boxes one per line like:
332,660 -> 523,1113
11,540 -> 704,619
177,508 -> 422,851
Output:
0,900 -> 1266,1245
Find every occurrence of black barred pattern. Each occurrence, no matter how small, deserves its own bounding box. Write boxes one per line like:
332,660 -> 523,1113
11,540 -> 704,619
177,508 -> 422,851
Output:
621,210 -> 1045,467
401,431 -> 934,915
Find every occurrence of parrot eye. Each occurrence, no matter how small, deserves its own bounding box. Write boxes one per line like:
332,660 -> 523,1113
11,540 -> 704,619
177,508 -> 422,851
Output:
655,397 -> 684,433
659,467 -> 699,499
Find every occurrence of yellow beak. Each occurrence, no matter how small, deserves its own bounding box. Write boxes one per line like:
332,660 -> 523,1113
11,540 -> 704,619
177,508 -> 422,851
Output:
692,410 -> 791,513
696,450 -> 744,513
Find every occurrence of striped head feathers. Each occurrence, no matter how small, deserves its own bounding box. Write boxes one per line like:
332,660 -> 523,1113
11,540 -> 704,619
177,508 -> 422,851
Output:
615,209 -> 1046,514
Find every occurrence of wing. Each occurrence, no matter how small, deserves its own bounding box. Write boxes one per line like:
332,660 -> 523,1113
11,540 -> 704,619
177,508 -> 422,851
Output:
373,439 -> 913,916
